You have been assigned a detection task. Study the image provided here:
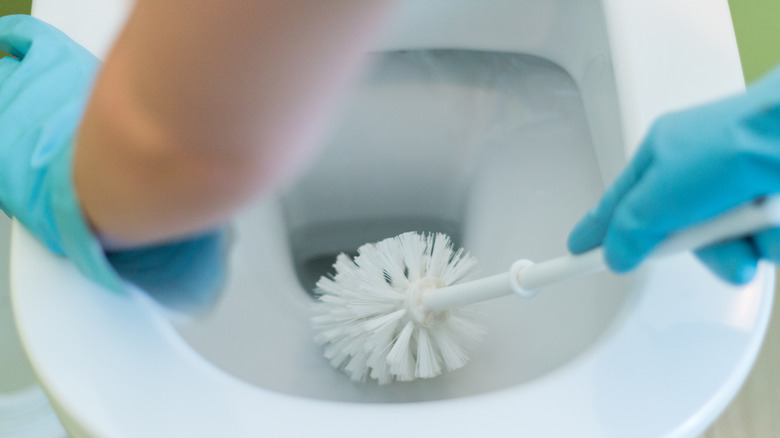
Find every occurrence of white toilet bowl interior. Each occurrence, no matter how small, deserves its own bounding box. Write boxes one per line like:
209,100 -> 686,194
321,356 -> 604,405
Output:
173,43 -> 632,402
13,1 -> 766,436
18,0 -> 637,406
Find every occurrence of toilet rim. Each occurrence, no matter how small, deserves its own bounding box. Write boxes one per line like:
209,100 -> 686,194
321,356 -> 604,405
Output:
9,1 -> 761,436
10,222 -> 773,438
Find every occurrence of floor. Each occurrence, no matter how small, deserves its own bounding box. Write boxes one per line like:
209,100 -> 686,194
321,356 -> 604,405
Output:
703,268 -> 780,437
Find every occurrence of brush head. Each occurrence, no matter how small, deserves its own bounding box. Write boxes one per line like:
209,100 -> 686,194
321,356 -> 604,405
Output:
312,232 -> 485,384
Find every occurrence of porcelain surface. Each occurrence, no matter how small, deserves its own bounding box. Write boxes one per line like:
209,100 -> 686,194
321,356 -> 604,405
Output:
11,1 -> 768,437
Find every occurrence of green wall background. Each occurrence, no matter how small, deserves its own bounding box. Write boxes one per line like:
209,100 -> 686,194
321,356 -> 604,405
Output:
0,0 -> 30,16
729,0 -> 780,83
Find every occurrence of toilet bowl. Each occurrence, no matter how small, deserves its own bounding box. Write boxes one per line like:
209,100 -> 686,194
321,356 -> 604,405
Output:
11,0 -> 772,437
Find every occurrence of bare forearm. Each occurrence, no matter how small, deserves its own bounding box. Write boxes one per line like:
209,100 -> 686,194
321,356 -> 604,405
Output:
75,0 -> 393,246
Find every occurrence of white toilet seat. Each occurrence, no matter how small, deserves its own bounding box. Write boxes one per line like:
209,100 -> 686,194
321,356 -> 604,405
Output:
11,223 -> 773,437
14,0 -> 767,436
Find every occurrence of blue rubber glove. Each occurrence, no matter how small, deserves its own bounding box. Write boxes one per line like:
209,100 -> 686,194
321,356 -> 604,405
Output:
0,15 -> 228,311
568,64 -> 780,284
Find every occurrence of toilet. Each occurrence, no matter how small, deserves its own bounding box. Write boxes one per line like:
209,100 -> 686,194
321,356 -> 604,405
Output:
9,0 -> 772,437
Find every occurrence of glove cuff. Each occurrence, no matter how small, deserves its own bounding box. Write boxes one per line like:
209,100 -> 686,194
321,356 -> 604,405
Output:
47,138 -> 229,312
48,137 -> 125,292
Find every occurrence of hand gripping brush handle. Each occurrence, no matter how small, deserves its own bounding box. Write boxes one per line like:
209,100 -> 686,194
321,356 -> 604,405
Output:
423,196 -> 780,312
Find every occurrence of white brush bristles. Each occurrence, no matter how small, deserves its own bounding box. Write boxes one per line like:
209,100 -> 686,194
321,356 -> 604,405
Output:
312,232 -> 484,384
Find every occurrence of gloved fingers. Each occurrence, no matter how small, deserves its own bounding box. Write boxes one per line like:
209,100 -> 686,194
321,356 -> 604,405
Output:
0,16 -> 98,127
0,15 -> 72,60
0,55 -> 20,81
602,164 -> 775,274
600,162 -> 685,272
567,144 -> 653,254
596,105 -> 768,273
751,226 -> 780,263
602,162 -> 740,273
0,15 -> 41,58
694,238 -> 759,285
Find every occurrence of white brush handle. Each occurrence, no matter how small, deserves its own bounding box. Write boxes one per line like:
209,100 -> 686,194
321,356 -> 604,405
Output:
423,196 -> 780,311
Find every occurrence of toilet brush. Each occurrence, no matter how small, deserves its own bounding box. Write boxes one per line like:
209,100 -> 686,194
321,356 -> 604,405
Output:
312,196 -> 780,384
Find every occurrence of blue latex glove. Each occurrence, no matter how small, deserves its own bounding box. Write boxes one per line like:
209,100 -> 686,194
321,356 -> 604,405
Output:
568,64 -> 780,284
0,15 -> 228,311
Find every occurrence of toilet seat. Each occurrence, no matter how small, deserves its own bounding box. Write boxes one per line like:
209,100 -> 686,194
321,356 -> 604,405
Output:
13,0 -> 769,436
11,224 -> 773,437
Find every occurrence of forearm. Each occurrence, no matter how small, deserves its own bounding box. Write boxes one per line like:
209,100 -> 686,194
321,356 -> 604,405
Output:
75,0 -> 393,246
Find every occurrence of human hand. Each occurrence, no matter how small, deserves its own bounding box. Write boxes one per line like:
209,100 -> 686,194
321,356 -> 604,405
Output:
0,15 -> 227,311
0,14 -> 120,284
567,65 -> 780,284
